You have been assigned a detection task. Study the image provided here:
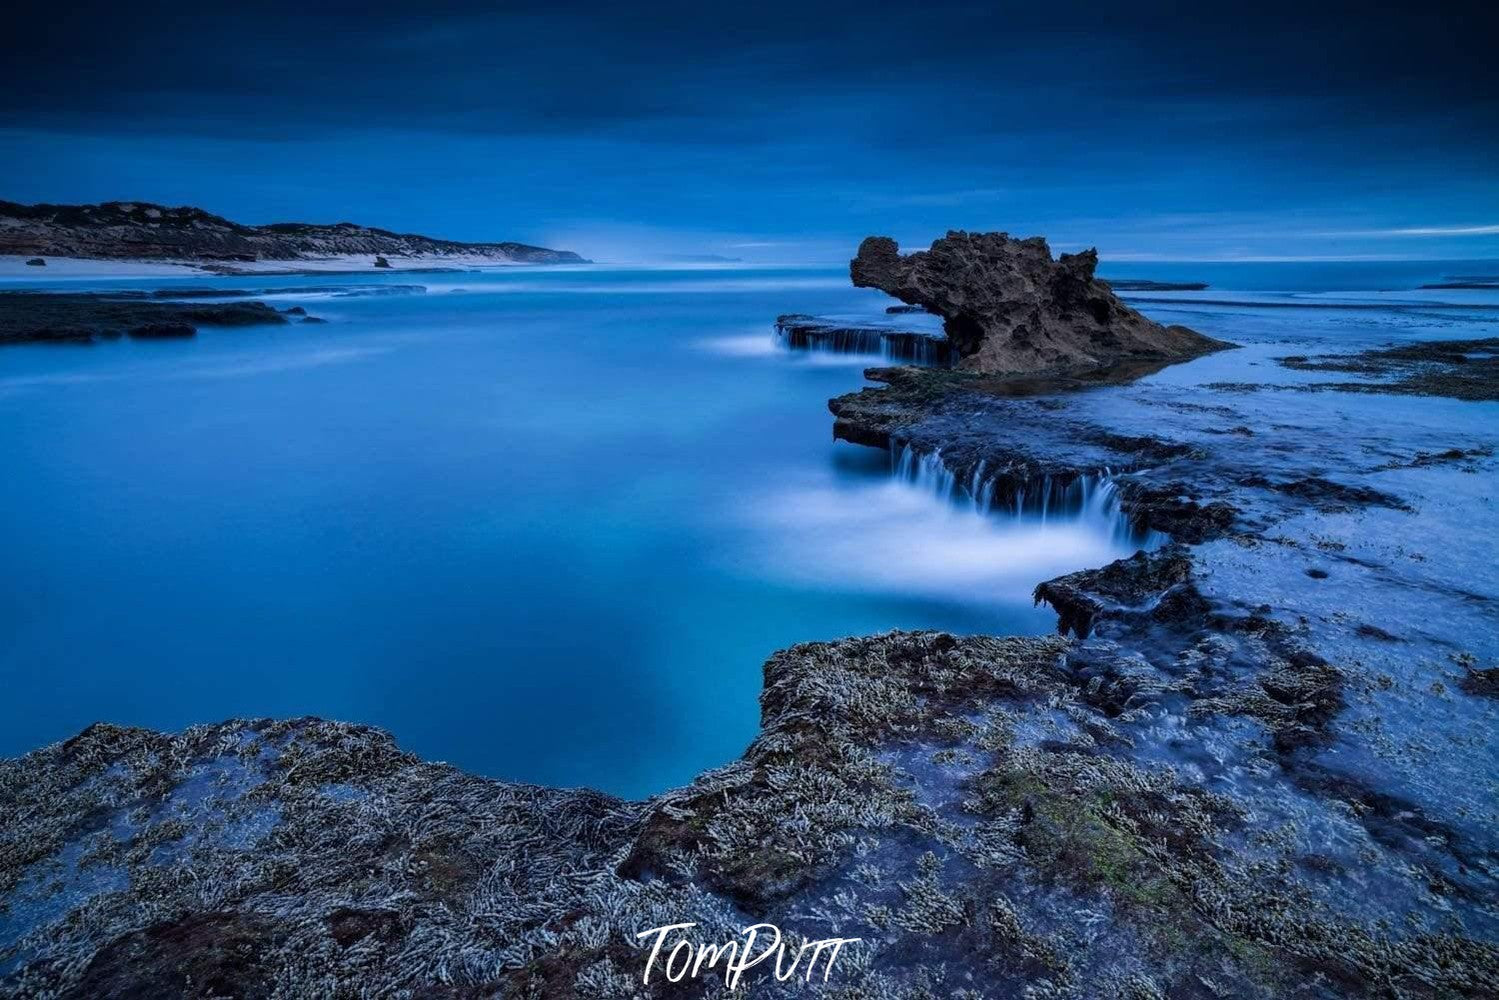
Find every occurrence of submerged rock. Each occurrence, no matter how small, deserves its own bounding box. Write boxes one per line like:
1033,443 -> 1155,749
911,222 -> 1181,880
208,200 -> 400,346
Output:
1103,278 -> 1209,291
850,231 -> 1233,375
24,257 -> 45,267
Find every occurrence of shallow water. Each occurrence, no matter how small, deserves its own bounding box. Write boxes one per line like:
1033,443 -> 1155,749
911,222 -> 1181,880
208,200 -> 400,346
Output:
0,261 -> 1493,797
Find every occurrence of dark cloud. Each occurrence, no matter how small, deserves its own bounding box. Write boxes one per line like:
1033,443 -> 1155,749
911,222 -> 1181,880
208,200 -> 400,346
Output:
0,2 -> 1494,259
3,2 -> 1494,138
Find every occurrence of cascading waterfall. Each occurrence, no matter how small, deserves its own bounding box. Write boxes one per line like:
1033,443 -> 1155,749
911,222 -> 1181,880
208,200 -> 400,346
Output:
878,332 -> 952,366
773,321 -> 952,366
891,442 -> 1162,548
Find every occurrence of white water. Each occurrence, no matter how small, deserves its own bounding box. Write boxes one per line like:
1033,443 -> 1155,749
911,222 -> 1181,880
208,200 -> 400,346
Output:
733,442 -> 1155,609
891,443 -> 1159,547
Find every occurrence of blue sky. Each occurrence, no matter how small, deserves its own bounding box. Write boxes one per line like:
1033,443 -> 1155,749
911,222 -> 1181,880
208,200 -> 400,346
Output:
3,2 -> 1495,262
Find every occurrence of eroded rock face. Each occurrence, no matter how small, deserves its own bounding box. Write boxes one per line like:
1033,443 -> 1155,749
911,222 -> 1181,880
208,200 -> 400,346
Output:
851,231 -> 1232,375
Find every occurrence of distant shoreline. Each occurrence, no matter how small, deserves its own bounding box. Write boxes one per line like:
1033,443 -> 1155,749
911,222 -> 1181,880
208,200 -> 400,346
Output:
0,253 -> 572,279
0,199 -> 590,270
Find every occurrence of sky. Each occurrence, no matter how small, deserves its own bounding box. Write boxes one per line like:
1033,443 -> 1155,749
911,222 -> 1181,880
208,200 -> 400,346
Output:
2,1 -> 1496,263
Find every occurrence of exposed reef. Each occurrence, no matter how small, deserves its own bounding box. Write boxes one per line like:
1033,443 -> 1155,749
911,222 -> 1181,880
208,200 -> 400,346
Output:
0,291 -> 287,345
849,232 -> 1233,375
1277,337 -> 1499,402
0,200 -> 588,266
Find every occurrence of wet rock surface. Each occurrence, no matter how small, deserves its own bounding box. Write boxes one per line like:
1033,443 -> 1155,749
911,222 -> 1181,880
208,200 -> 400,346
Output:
849,232 -> 1234,375
1276,337 -> 1499,402
0,292 -> 287,345
817,290 -> 1499,996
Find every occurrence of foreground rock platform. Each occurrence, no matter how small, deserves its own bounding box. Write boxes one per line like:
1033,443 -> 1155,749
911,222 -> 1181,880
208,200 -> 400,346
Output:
850,232 -> 1234,375
6,617 -> 1496,997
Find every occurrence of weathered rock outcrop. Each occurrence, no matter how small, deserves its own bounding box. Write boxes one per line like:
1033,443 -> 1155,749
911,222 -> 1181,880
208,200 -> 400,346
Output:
0,200 -> 588,266
851,231 -> 1232,375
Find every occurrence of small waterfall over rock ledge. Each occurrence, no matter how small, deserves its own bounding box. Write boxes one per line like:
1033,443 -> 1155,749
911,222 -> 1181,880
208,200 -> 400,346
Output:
774,314 -> 952,366
891,442 -> 1161,547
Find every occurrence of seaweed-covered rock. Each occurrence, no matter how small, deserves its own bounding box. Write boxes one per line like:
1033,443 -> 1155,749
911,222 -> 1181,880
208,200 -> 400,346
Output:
7,632 -> 1494,997
850,231 -> 1233,375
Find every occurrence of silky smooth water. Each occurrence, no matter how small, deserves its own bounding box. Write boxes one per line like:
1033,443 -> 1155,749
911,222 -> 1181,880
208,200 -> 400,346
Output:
0,266 -> 1136,796
0,260 -> 1491,796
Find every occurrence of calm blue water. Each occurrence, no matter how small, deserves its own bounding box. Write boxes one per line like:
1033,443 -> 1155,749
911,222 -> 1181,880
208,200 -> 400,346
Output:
0,266 -> 1136,796
0,260 -> 1492,796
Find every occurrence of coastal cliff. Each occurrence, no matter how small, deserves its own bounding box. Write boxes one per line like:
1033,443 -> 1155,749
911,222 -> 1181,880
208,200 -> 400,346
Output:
0,201 -> 588,267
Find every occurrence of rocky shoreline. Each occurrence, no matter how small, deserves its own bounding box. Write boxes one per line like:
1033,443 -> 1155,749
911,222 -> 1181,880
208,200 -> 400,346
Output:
3,244 -> 1498,997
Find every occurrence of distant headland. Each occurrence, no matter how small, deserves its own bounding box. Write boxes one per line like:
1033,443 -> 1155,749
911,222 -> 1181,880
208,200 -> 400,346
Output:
0,200 -> 589,273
